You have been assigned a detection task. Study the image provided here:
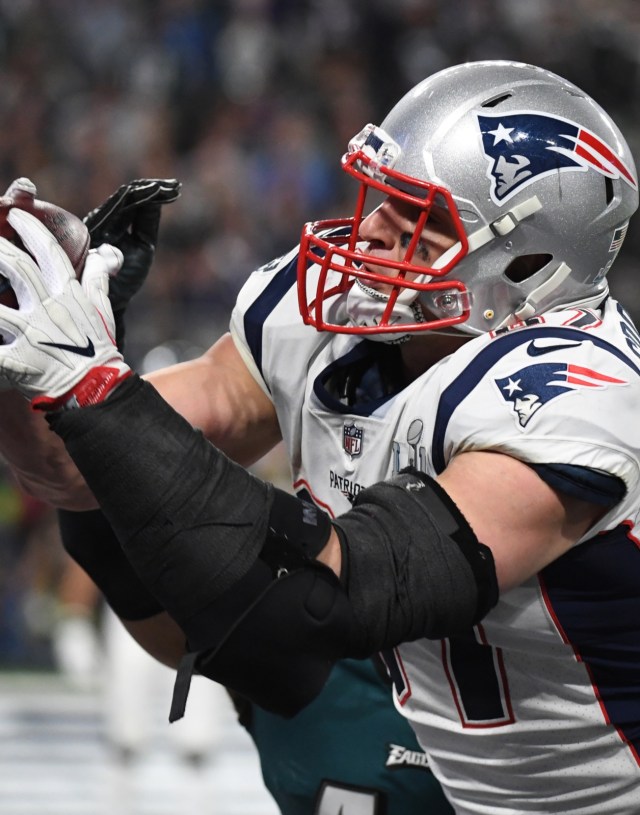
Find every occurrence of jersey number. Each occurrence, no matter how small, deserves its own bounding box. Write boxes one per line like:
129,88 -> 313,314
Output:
315,781 -> 381,815
442,627 -> 514,727
384,627 -> 514,728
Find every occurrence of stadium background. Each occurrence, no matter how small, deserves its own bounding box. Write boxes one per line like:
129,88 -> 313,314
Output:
0,1 -> 639,813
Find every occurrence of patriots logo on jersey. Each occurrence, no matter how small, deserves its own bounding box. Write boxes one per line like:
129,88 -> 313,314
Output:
476,110 -> 638,204
495,361 -> 627,427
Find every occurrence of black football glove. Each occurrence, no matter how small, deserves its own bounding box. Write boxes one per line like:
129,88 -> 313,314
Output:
83,178 -> 181,350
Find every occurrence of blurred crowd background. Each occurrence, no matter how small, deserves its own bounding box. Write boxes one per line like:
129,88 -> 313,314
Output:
2,0 -> 640,676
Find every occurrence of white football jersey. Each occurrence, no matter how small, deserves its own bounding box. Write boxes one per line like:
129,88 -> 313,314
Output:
230,249 -> 640,814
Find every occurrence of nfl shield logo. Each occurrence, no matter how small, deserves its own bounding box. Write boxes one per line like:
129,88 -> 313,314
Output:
343,422 -> 363,457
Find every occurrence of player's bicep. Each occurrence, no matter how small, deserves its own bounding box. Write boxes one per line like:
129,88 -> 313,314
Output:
436,450 -> 607,592
146,332 -> 281,466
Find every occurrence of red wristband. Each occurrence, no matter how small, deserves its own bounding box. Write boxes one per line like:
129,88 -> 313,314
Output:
31,365 -> 132,411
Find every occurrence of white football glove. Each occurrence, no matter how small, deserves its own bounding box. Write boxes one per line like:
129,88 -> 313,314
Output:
0,208 -> 131,409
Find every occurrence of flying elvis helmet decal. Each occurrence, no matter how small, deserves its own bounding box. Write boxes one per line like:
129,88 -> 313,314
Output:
475,110 -> 638,205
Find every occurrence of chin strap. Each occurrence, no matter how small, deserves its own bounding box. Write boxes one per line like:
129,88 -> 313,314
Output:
345,278 -> 424,343
512,261 -> 572,321
495,264 -> 609,330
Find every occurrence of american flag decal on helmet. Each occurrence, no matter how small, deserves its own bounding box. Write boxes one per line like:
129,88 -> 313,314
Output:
476,110 -> 638,204
609,223 -> 629,253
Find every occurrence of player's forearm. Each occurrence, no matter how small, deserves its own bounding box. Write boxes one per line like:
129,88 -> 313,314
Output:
49,375 -> 347,718
46,369 -> 500,725
0,390 -> 97,509
146,333 -> 282,467
120,613 -> 187,669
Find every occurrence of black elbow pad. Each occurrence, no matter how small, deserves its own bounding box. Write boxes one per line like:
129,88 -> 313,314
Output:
167,488 -> 351,722
171,560 -> 358,722
333,468 -> 499,655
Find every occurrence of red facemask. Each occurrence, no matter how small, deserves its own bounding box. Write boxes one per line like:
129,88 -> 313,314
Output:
296,131 -> 471,336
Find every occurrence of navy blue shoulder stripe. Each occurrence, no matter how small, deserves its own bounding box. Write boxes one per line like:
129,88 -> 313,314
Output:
529,462 -> 626,506
542,524 -> 640,756
431,326 -> 640,474
243,255 -> 298,377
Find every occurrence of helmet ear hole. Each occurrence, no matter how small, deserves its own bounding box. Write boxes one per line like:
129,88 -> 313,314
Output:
504,253 -> 552,283
605,177 -> 614,205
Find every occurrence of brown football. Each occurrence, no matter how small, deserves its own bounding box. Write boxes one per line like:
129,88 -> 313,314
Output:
0,178 -> 90,309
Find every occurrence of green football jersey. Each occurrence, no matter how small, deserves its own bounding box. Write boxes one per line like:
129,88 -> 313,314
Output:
242,657 -> 454,815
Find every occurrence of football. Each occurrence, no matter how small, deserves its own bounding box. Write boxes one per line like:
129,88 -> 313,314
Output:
0,178 -> 90,308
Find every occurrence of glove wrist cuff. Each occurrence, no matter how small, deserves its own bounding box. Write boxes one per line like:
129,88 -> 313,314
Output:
31,364 -> 132,412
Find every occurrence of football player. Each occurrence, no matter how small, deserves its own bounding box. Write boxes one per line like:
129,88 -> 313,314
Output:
1,61 -> 640,814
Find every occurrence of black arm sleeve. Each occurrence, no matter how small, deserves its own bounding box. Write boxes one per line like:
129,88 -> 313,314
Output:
57,508 -> 164,621
47,377 -> 496,720
48,376 -> 354,720
48,375 -> 272,628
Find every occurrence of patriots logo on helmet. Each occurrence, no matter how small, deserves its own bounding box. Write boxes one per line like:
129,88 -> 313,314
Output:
476,110 -> 638,204
495,361 -> 627,428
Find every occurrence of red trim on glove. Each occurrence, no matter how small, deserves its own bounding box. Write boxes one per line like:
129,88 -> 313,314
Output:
31,365 -> 132,411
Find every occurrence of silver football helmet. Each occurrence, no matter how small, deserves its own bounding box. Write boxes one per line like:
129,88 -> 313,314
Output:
297,60 -> 638,337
